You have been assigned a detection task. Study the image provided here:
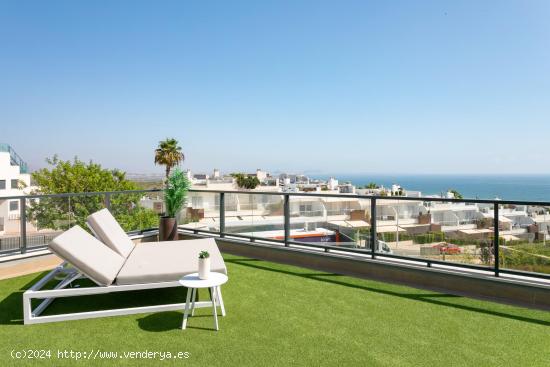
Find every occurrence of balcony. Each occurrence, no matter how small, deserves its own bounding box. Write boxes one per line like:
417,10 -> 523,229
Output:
0,189 -> 549,364
0,143 -> 29,174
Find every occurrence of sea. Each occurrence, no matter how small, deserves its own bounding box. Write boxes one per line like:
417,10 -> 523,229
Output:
312,174 -> 550,202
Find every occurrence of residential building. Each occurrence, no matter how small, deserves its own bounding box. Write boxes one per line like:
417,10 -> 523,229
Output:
0,144 -> 31,235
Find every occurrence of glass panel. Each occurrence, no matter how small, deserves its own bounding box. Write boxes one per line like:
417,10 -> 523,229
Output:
375,199 -> 494,267
179,192 -> 221,233
0,198 -> 23,252
500,204 -> 550,275
289,195 -> 372,251
24,197 -> 73,250
110,192 -> 161,233
223,193 -> 284,241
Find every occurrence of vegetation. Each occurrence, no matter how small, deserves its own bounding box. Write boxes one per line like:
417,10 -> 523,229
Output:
27,156 -> 158,232
376,231 -> 412,243
154,138 -> 185,179
500,242 -> 550,274
448,189 -> 463,199
164,168 -> 191,218
1,255 -> 549,366
366,182 -> 379,189
199,250 -> 210,259
411,231 -> 446,244
231,173 -> 260,190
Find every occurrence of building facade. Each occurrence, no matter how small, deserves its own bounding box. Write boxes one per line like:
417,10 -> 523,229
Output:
0,145 -> 31,235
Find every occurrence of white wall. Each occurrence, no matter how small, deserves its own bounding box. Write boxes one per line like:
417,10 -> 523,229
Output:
0,152 -> 31,234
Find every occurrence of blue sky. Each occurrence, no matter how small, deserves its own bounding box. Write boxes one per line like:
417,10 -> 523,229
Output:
1,1 -> 549,175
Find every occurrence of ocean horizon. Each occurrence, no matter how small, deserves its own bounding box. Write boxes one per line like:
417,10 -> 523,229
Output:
312,174 -> 550,202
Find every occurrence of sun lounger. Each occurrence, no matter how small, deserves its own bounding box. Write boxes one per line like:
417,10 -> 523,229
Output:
23,210 -> 227,325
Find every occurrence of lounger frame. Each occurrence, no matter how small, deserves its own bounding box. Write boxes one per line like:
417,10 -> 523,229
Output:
23,262 -> 221,325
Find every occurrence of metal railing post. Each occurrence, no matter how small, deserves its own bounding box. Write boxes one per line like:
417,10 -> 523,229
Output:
370,198 -> 377,259
219,192 -> 225,237
284,194 -> 290,246
20,198 -> 27,254
494,203 -> 499,277
104,193 -> 111,210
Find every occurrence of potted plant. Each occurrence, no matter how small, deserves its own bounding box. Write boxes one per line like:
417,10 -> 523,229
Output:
159,168 -> 191,241
198,250 -> 210,279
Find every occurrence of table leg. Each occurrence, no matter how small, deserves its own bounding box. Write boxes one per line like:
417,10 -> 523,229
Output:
190,288 -> 196,316
181,287 -> 192,330
217,286 -> 226,316
211,287 -> 219,331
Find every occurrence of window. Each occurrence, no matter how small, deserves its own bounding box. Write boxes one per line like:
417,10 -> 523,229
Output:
9,200 -> 19,211
0,180 -> 5,190
299,204 -> 313,213
11,179 -> 19,189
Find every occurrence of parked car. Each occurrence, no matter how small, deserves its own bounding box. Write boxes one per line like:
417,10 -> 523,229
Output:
432,242 -> 461,255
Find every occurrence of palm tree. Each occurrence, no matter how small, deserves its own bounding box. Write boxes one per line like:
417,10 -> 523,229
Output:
154,138 -> 185,179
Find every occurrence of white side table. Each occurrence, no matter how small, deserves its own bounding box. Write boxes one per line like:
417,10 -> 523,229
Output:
179,272 -> 228,331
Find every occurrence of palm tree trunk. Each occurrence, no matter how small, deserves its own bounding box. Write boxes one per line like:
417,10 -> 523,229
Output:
166,166 -> 171,179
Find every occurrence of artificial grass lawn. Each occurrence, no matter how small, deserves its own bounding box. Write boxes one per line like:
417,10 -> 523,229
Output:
0,254 -> 549,366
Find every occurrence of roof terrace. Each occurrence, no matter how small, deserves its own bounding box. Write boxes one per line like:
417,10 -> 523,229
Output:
0,189 -> 549,366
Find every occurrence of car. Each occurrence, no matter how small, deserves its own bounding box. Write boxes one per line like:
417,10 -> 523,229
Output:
432,242 -> 461,255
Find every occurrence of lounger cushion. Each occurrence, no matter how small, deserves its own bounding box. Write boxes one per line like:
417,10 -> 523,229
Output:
49,225 -> 125,286
87,208 -> 135,258
115,238 -> 227,285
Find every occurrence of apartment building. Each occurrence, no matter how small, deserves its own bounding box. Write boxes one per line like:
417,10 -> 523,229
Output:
0,144 -> 31,235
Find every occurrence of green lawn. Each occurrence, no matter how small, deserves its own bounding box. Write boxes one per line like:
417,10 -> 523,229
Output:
0,254 -> 549,366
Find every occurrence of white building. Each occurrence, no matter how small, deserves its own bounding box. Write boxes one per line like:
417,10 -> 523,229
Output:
0,145 -> 31,235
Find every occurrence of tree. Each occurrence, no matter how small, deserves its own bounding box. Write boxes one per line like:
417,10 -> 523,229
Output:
448,189 -> 463,199
231,173 -> 260,190
27,156 -> 158,232
366,182 -> 379,189
154,138 -> 185,179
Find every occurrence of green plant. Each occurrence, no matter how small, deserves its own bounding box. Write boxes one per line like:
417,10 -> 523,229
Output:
448,189 -> 463,199
366,182 -> 379,189
377,231 -> 412,242
154,138 -> 185,179
479,242 -> 493,265
164,168 -> 191,218
232,173 -> 260,189
412,231 -> 446,244
199,250 -> 210,259
115,207 -> 160,231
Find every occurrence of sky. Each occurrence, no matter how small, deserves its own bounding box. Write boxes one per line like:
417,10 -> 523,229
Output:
1,0 -> 549,175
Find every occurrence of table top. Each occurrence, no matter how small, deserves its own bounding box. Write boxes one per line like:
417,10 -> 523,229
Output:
179,272 -> 228,288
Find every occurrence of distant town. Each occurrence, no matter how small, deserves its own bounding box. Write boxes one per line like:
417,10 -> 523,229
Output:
131,168 -> 429,198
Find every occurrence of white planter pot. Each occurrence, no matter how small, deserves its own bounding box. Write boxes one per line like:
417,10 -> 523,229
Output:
198,258 -> 210,280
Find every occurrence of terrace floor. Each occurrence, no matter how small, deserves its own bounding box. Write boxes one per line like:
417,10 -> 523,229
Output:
1,254 -> 549,366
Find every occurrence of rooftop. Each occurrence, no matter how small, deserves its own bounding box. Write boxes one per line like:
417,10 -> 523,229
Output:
1,253 -> 549,366
1,186 -> 550,366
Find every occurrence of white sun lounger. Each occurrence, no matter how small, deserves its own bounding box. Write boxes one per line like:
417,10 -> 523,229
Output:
23,210 -> 227,325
